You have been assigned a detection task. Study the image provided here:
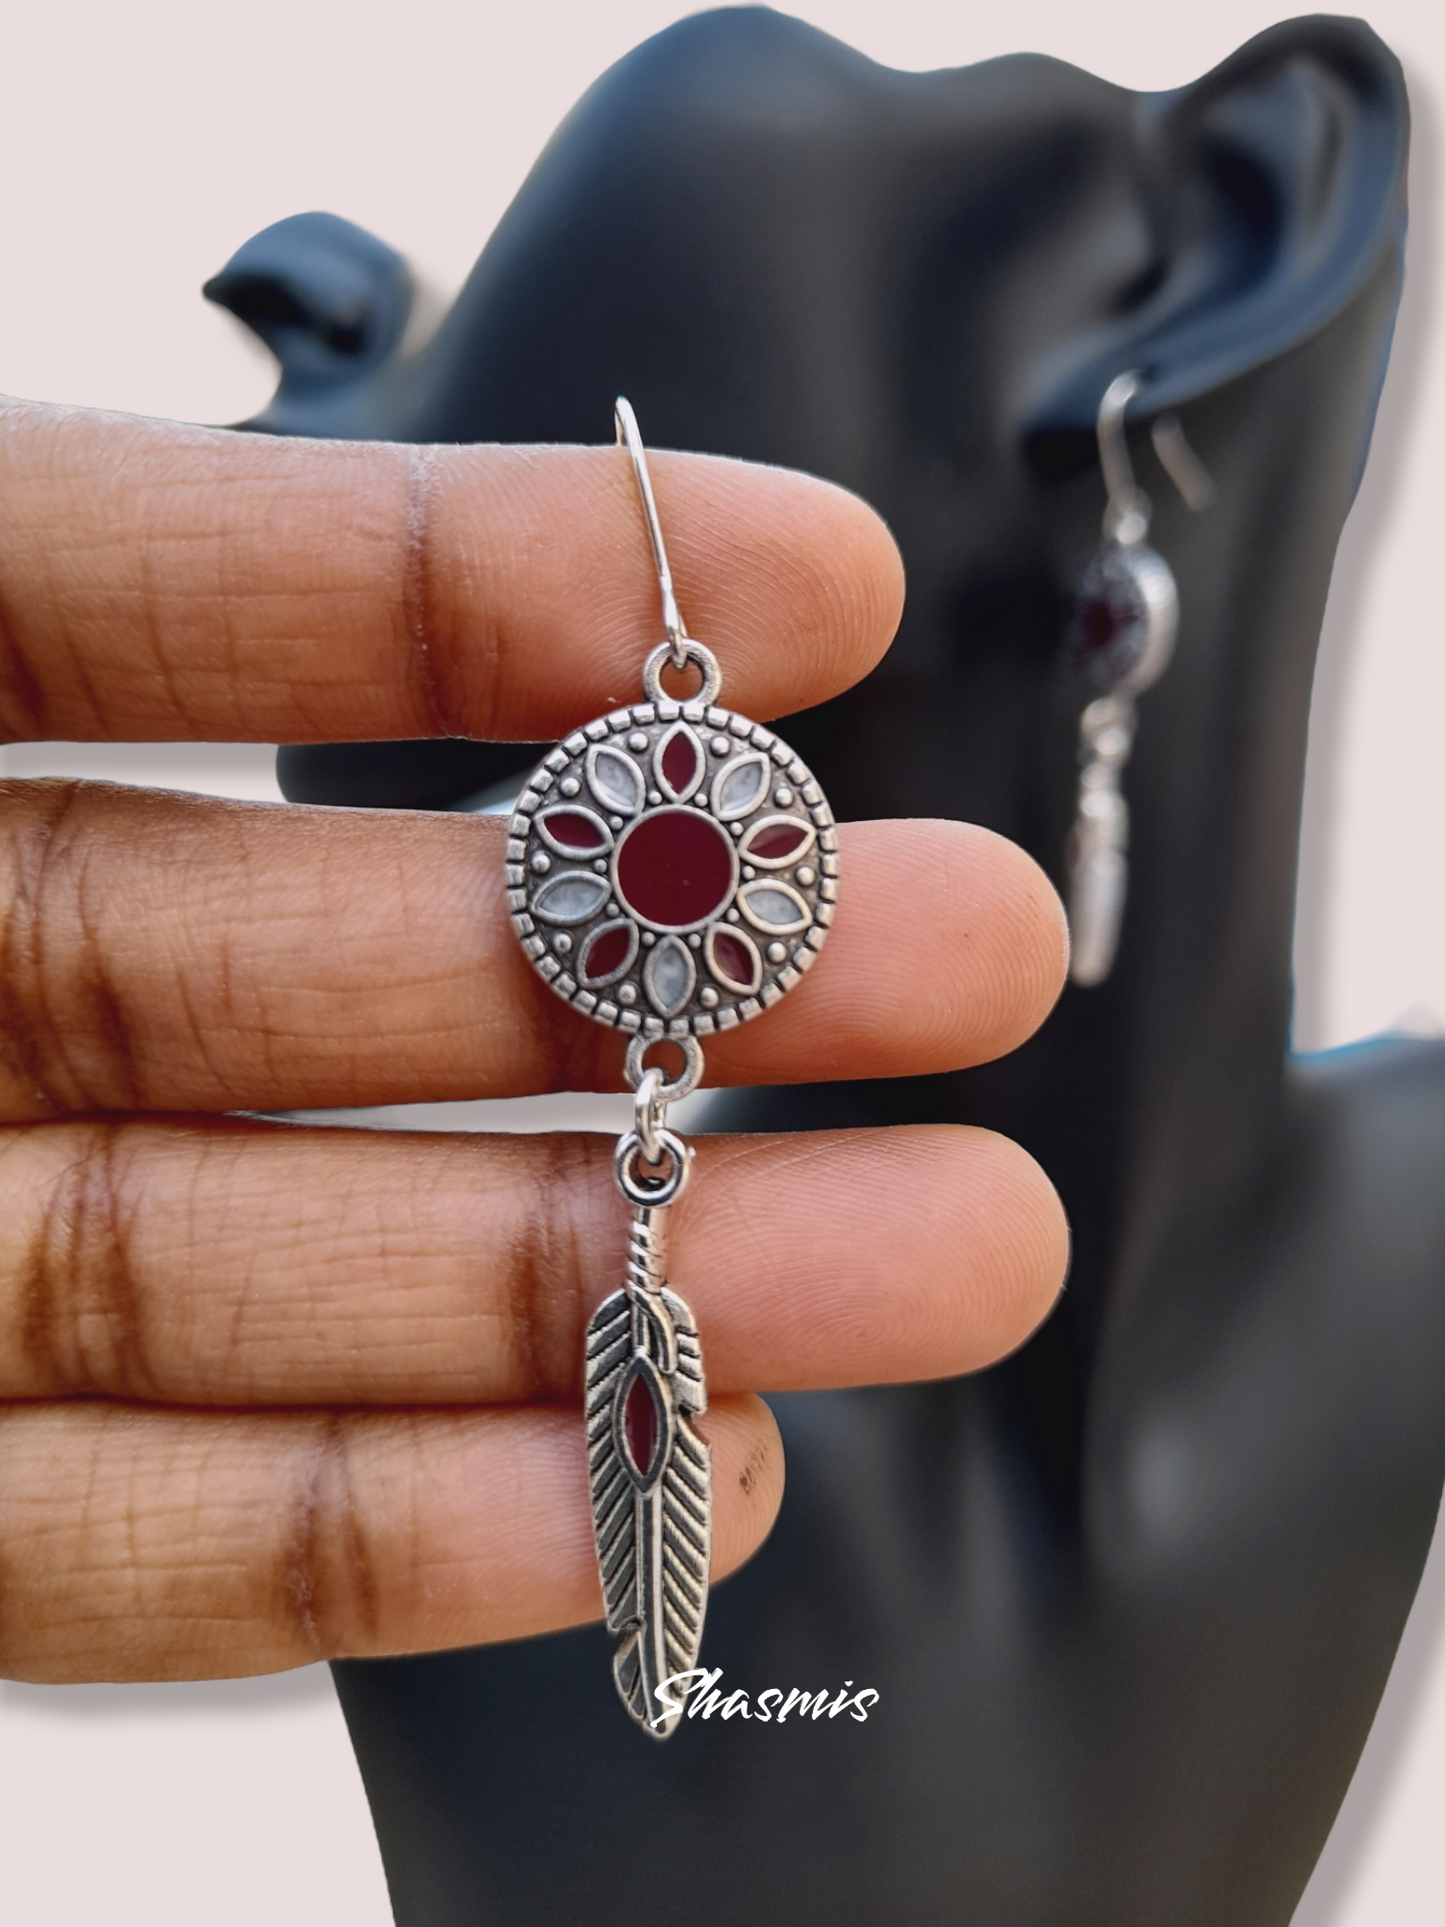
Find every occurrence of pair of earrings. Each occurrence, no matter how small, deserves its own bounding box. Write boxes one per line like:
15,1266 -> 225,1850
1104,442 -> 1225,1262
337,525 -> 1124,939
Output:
506,386 -> 1208,1738
1063,372 -> 1215,985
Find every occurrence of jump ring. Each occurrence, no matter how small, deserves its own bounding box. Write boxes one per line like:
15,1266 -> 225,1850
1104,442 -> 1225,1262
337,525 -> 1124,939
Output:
634,1066 -> 665,1164
614,1129 -> 692,1207
625,1033 -> 704,1102
643,639 -> 723,707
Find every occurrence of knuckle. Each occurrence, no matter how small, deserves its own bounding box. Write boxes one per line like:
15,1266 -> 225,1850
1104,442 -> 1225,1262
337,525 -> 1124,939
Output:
514,1136 -> 608,1403
400,444 -> 503,740
0,781 -> 143,1113
399,445 -> 451,736
280,1415 -> 379,1661
0,594 -> 46,742
21,1122 -> 152,1398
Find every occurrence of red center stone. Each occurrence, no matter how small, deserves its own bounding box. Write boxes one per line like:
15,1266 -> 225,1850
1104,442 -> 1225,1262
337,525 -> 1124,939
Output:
1082,599 -> 1118,651
1078,593 -> 1140,654
615,807 -> 736,929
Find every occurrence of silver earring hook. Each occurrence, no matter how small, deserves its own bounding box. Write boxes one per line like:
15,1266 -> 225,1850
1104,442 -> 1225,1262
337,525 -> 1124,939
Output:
1097,371 -> 1216,545
615,396 -> 689,672
1098,371 -> 1147,544
1149,413 -> 1218,513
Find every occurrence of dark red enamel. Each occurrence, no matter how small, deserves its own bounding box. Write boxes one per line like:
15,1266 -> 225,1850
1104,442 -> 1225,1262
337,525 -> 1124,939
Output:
746,821 -> 808,861
1079,594 -> 1131,654
615,807 -> 735,928
544,810 -> 606,852
711,927 -> 757,988
661,730 -> 700,795
624,1371 -> 659,1477
581,924 -> 632,981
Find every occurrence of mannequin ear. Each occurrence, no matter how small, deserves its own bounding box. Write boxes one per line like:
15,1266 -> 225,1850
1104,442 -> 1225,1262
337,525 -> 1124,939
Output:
204,211 -> 413,403
1025,16 -> 1407,436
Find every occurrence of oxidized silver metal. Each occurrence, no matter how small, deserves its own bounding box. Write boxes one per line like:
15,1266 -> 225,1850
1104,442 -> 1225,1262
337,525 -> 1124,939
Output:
1066,694 -> 1137,988
584,1206 -> 710,1740
508,397 -> 837,1737
505,701 -> 837,1037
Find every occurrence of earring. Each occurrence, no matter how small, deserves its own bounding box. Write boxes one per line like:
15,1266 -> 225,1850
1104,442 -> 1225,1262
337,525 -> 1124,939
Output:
505,400 -> 839,1737
1064,372 -> 1215,985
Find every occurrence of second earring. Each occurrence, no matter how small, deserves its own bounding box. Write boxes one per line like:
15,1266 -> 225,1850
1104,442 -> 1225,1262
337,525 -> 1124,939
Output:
1063,371 -> 1214,986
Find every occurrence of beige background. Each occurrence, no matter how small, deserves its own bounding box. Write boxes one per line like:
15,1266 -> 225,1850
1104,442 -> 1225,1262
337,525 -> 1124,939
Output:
0,1 -> 1442,1919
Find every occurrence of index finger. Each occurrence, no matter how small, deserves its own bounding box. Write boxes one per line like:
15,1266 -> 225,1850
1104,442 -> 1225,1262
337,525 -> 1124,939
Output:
0,399 -> 904,746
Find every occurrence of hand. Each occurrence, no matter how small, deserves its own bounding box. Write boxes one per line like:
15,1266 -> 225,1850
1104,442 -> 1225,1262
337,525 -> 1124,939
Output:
0,399 -> 1069,1681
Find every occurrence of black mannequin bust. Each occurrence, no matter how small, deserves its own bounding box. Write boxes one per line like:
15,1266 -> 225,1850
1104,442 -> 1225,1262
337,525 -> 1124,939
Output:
205,12 -> 1444,1923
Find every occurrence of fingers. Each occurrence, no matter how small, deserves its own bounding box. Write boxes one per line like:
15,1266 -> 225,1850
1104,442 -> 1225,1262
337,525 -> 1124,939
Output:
0,1396 -> 782,1682
0,784 -> 1067,1118
0,400 -> 903,746
0,1120 -> 1067,1406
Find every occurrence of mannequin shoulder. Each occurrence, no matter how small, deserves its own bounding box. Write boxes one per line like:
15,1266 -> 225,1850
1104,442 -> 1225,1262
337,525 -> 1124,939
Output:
1260,1039 -> 1445,1416
1093,1040 -> 1445,1561
1290,1036 -> 1445,1217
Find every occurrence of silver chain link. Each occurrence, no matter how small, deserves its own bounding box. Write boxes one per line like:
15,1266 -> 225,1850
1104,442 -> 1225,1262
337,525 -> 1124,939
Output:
616,1037 -> 705,1212
633,1066 -> 666,1165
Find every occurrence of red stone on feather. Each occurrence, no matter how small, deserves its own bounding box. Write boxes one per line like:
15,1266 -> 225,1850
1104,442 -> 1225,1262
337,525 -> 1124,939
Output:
624,1370 -> 659,1476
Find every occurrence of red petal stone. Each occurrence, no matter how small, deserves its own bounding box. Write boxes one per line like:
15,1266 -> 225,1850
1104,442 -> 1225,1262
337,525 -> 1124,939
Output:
745,821 -> 808,861
615,807 -> 736,929
581,923 -> 633,981
544,810 -> 606,852
710,927 -> 758,990
661,729 -> 700,796
624,1371 -> 658,1477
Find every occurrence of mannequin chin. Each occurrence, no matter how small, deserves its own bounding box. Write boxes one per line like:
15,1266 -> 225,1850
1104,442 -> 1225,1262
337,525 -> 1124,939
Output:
210,13 -> 1439,1924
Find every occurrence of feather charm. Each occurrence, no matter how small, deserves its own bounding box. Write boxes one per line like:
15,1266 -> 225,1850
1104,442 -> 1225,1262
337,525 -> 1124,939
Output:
585,1204 -> 710,1738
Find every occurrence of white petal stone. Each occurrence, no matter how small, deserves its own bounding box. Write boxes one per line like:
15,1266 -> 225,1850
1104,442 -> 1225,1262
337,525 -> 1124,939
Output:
711,751 -> 771,820
738,880 -> 811,934
739,813 -> 817,868
536,804 -> 614,856
586,744 -> 644,815
531,870 -> 612,926
642,934 -> 696,1017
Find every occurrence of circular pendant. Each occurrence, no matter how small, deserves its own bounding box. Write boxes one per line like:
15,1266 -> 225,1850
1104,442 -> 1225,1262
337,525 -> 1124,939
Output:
1065,541 -> 1178,697
506,696 -> 836,1038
